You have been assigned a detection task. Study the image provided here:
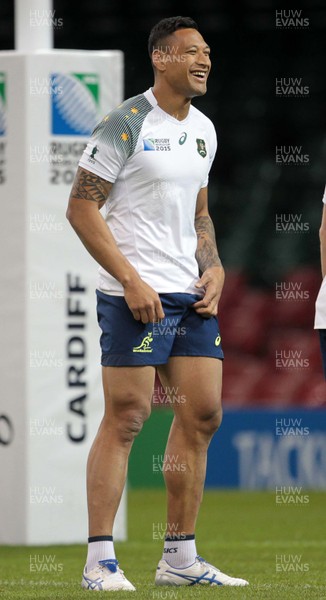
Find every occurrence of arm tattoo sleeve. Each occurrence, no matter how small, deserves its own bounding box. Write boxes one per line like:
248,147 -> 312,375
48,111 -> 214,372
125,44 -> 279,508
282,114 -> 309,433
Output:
195,215 -> 222,273
70,167 -> 111,203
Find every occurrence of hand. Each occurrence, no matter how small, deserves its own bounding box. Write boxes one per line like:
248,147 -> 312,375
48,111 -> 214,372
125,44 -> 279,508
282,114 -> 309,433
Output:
192,266 -> 225,318
123,277 -> 165,324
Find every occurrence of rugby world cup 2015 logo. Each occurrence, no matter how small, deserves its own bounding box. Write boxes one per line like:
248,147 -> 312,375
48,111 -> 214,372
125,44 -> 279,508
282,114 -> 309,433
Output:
0,73 -> 6,136
51,73 -> 99,136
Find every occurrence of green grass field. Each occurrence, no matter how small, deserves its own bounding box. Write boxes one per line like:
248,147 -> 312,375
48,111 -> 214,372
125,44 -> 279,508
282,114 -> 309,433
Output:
1,490 -> 325,599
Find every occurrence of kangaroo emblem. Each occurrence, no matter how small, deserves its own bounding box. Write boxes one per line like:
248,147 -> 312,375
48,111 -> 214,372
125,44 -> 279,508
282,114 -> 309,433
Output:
133,332 -> 153,353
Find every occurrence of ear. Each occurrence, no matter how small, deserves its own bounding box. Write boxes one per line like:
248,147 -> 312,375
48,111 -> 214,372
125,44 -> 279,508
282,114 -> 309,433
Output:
152,49 -> 167,73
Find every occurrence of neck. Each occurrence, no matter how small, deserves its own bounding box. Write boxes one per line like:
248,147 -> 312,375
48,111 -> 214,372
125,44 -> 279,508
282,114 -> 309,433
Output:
151,82 -> 191,121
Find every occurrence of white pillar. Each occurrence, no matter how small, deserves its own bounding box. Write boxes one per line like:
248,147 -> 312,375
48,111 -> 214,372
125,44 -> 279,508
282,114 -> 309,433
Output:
15,0 -> 53,51
0,48 -> 125,544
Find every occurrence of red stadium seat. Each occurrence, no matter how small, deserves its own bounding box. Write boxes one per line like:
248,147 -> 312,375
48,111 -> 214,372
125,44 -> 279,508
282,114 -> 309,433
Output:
222,355 -> 268,407
221,290 -> 273,354
267,329 -> 320,371
273,267 -> 321,328
296,374 -> 326,407
252,369 -> 308,407
219,270 -> 248,313
286,267 -> 321,297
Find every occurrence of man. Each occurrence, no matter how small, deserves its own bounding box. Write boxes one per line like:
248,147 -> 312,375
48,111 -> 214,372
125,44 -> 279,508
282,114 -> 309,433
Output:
67,15 -> 248,590
314,186 -> 326,377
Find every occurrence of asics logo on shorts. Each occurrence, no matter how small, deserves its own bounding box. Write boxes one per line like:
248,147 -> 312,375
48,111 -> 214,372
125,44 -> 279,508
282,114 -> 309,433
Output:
215,335 -> 221,347
132,332 -> 153,353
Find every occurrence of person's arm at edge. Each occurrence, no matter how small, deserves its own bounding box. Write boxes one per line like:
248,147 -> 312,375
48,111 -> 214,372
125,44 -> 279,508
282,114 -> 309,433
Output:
66,166 -> 164,323
320,204 -> 326,279
192,186 -> 225,317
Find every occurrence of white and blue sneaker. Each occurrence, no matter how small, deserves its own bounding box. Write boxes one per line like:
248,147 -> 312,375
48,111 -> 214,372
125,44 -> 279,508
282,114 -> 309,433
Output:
155,555 -> 249,586
81,559 -> 136,591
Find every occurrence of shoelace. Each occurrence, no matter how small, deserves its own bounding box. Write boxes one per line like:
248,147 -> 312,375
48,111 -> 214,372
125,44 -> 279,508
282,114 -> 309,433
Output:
98,560 -> 126,577
196,555 -> 206,563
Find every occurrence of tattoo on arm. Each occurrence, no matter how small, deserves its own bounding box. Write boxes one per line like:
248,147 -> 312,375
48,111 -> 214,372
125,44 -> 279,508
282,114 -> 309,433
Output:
195,215 -> 222,273
70,167 -> 111,204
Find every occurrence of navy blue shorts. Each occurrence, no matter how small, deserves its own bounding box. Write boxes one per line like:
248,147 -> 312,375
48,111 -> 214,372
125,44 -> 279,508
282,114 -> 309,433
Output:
318,330 -> 326,379
96,290 -> 224,367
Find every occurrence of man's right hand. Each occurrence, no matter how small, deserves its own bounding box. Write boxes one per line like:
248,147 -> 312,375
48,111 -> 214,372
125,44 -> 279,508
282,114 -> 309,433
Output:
123,278 -> 165,323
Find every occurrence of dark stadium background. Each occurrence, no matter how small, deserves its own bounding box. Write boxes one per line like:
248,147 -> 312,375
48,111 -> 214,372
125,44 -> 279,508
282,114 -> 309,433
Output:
1,0 -> 325,405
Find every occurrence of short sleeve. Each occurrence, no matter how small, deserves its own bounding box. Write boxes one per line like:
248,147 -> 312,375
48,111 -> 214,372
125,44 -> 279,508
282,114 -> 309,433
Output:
78,110 -> 133,183
322,185 -> 326,204
201,125 -> 217,188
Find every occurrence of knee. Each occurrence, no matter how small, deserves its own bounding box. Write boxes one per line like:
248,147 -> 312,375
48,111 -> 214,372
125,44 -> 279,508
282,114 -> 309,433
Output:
117,411 -> 148,443
194,404 -> 223,439
109,395 -> 151,443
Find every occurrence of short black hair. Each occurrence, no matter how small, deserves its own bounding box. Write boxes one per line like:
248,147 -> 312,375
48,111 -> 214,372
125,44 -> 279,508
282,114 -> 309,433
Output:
148,16 -> 198,59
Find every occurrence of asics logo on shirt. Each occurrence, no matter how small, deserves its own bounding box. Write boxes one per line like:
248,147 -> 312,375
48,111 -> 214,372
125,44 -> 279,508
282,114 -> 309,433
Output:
179,132 -> 187,145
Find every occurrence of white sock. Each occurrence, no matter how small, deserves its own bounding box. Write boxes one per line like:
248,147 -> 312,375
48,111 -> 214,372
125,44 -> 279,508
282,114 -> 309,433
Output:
86,536 -> 116,572
163,534 -> 197,568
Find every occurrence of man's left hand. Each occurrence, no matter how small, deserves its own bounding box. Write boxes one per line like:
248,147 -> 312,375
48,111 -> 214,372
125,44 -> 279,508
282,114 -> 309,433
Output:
192,266 -> 225,317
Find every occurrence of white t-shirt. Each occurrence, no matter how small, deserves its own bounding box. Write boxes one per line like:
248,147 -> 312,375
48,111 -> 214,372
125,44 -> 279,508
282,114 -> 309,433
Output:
314,185 -> 326,328
79,88 -> 217,295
